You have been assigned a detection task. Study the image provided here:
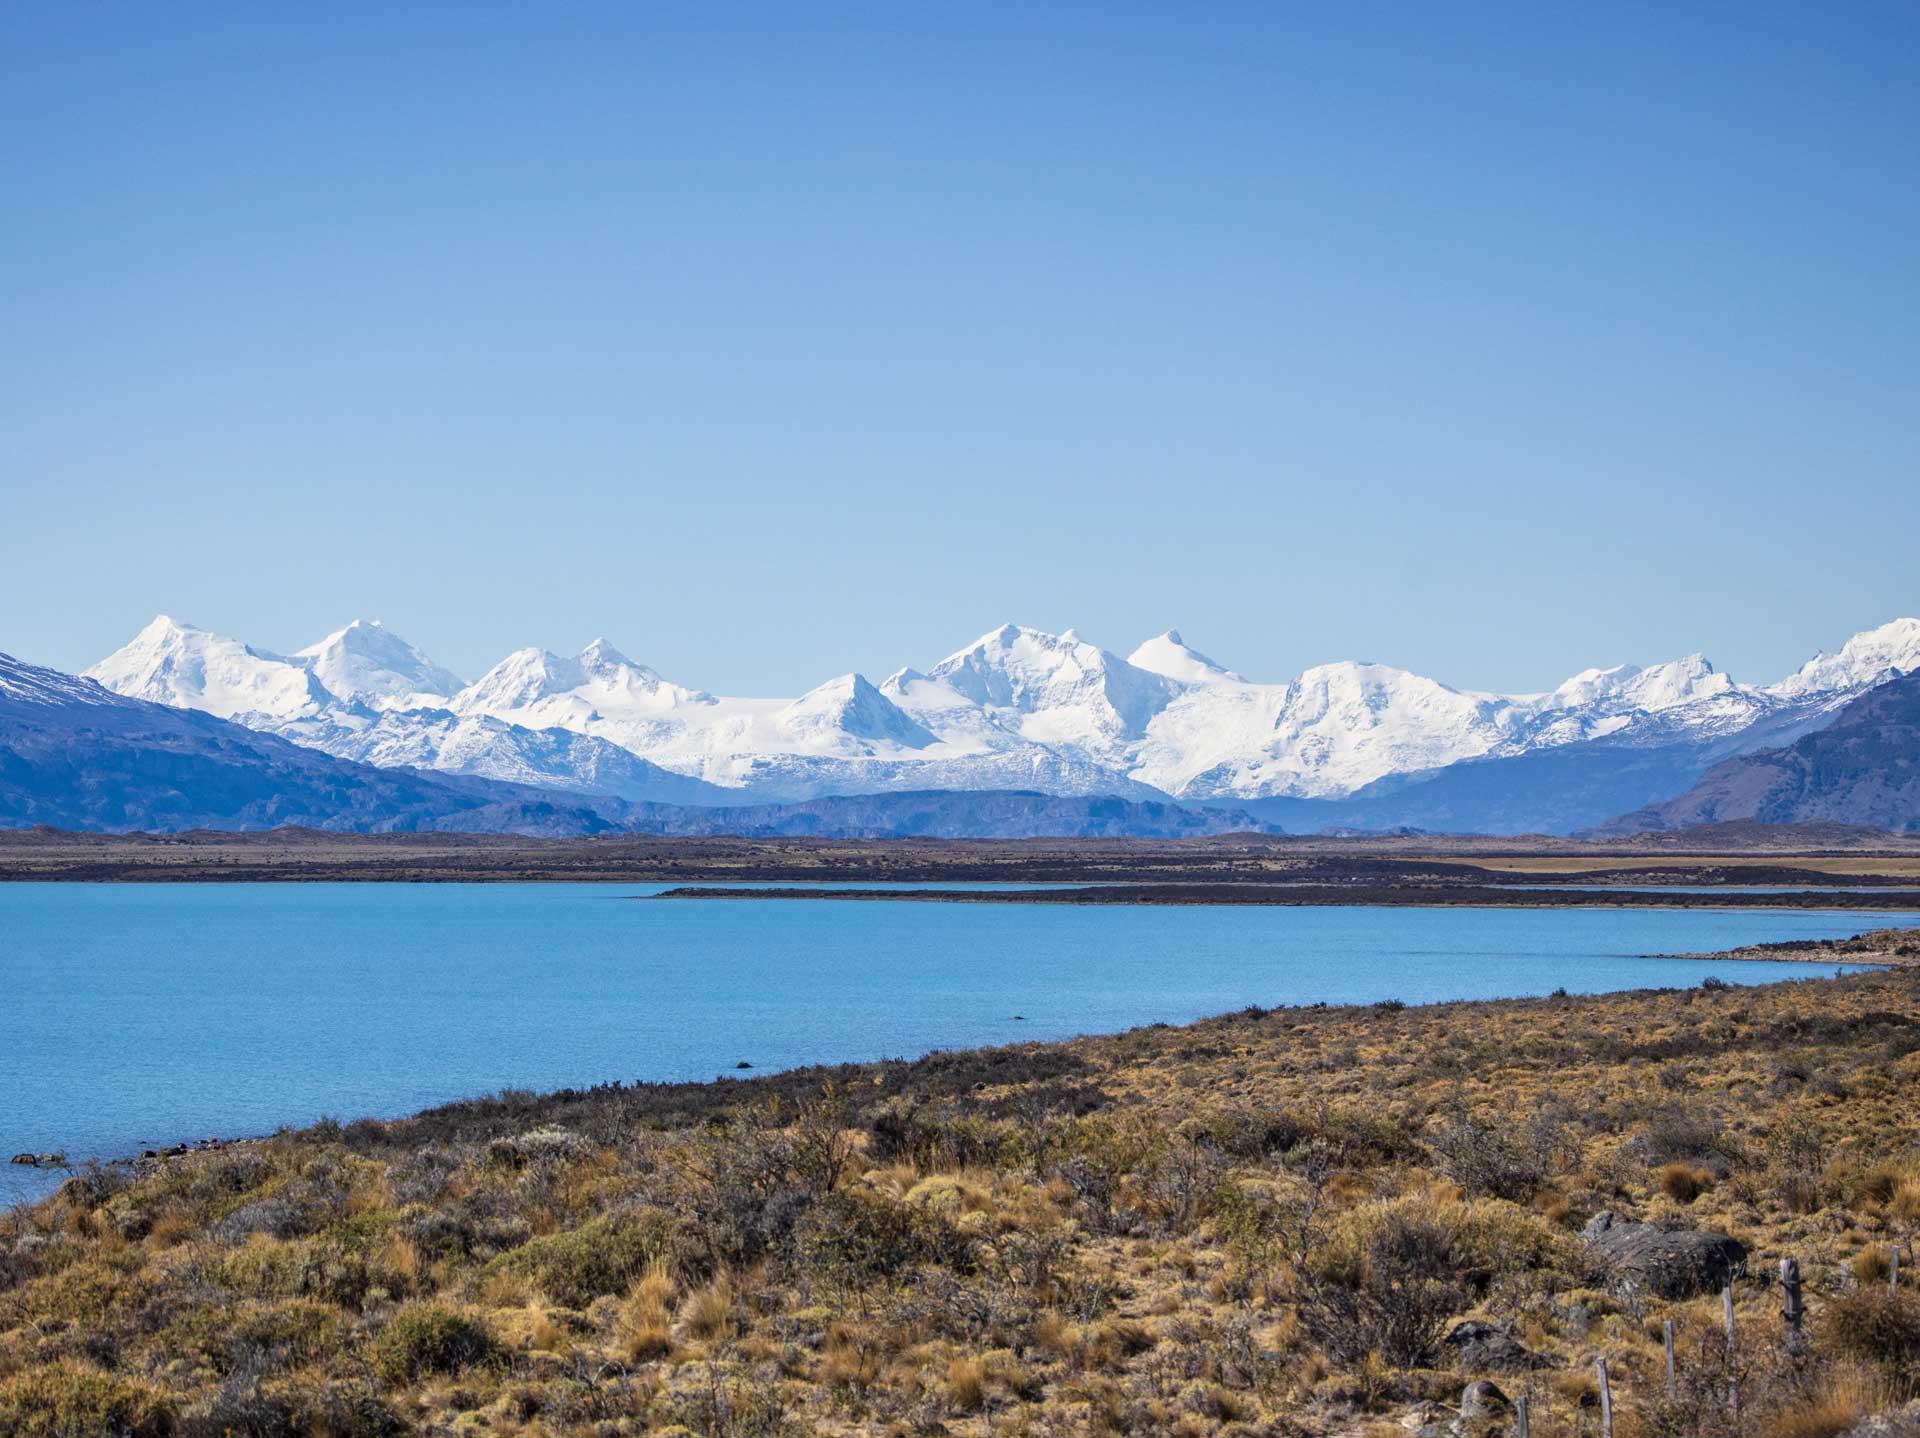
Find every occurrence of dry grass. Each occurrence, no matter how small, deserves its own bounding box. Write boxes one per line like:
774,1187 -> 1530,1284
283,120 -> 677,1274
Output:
7,963 -> 1920,1434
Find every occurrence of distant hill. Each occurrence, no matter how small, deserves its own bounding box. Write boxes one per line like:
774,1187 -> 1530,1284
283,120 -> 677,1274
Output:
1599,671 -> 1920,835
618,789 -> 1268,840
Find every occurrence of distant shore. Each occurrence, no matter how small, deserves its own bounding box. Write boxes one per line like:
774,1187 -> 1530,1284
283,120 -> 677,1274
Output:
1656,927 -> 1920,967
652,881 -> 1920,912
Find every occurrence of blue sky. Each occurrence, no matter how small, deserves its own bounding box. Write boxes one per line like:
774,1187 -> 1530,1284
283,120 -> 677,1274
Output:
3,3 -> 1916,694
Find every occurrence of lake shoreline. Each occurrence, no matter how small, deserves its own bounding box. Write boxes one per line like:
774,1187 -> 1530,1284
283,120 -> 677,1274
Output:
13,929 -> 1907,1205
650,881 -> 1920,912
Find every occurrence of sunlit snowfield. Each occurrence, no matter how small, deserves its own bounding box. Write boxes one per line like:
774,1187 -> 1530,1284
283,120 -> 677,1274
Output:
6,882 -> 1914,1207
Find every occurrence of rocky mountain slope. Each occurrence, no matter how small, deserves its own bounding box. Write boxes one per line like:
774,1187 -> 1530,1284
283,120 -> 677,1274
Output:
1601,670 -> 1920,834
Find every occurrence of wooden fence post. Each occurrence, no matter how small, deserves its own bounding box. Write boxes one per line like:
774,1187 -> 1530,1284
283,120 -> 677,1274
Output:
1514,1393 -> 1530,1437
1893,1245 -> 1902,1294
1725,1281 -> 1739,1416
1664,1317 -> 1677,1398
1596,1356 -> 1614,1438
1781,1256 -> 1805,1355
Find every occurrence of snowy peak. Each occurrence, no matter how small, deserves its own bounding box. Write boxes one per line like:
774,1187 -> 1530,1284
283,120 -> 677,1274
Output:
1550,653 -> 1734,714
85,615 -> 330,723
450,639 -> 709,726
779,673 -> 936,753
929,623 -> 1178,741
451,647 -> 582,715
578,637 -> 641,675
1280,659 -> 1493,731
1772,617 -> 1920,697
1127,629 -> 1243,685
293,619 -> 465,712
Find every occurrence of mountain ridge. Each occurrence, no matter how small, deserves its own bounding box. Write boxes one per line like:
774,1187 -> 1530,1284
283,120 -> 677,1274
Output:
78,612 -> 1920,833
1597,670 -> 1920,835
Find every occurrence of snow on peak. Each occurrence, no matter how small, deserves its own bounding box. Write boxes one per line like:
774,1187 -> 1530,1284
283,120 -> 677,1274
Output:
578,637 -> 643,674
1549,652 -> 1733,714
1127,629 -> 1243,685
86,615 -> 330,723
1772,617 -> 1920,697
779,673 -> 936,753
450,639 -> 709,728
450,646 -> 579,714
70,609 -> 1920,810
928,624 -> 1177,742
294,619 -> 465,712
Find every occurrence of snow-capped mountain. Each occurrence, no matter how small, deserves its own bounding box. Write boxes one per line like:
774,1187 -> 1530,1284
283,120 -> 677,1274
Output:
294,620 -> 466,712
79,611 -> 1920,831
85,615 -> 333,723
1769,618 -> 1920,700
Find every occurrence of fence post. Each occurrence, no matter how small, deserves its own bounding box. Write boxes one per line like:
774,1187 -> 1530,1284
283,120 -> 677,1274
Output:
1781,1256 -> 1805,1355
1725,1281 -> 1739,1416
1664,1317 -> 1677,1398
1514,1393 -> 1530,1437
1894,1245 -> 1902,1294
1596,1356 -> 1614,1438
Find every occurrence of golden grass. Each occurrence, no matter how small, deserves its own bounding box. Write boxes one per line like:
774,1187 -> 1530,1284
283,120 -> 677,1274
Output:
8,964 -> 1920,1434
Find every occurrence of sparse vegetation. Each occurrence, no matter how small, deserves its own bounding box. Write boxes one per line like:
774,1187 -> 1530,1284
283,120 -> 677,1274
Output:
6,965 -> 1920,1433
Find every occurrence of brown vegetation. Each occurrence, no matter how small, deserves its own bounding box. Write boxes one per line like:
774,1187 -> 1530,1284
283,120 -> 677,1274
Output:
7,967 -> 1920,1433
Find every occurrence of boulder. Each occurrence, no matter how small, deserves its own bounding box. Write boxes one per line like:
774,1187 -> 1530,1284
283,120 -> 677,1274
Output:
1582,1209 -> 1746,1298
1461,1379 -> 1512,1420
1444,1319 -> 1551,1372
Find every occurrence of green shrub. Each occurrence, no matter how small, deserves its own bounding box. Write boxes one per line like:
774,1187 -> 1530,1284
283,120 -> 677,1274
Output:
1302,1191 -> 1584,1368
0,1364 -> 176,1438
490,1208 -> 687,1306
369,1304 -> 494,1384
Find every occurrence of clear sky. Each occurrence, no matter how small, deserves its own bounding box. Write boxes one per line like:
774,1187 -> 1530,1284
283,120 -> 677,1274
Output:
3,3 -> 1916,696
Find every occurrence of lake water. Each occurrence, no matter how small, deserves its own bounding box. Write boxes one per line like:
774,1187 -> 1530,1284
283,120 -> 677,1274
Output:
6,882 -> 1915,1208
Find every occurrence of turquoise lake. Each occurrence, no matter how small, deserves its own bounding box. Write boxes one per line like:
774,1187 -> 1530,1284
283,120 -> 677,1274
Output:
5,882 -> 1915,1208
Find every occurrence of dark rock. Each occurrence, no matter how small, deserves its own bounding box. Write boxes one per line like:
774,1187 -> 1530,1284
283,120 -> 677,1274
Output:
735,1061 -> 753,1069
1445,1319 -> 1551,1372
1582,1209 -> 1746,1298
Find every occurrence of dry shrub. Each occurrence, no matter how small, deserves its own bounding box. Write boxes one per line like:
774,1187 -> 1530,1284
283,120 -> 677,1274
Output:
621,1262 -> 677,1361
678,1274 -> 734,1342
946,1355 -> 987,1411
1752,1363 -> 1887,1438
822,1321 -> 883,1390
1823,1288 -> 1920,1379
1659,1162 -> 1715,1203
1852,1246 -> 1895,1285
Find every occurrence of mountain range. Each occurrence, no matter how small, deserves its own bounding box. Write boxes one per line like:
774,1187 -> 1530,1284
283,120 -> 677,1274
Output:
0,651 -> 1270,838
69,612 -> 1920,834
